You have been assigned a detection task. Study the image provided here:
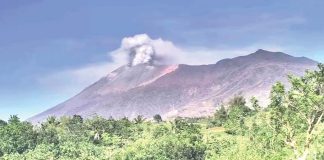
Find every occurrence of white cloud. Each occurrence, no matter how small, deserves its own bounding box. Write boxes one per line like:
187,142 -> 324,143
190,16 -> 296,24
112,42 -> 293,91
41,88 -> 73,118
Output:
38,34 -> 285,94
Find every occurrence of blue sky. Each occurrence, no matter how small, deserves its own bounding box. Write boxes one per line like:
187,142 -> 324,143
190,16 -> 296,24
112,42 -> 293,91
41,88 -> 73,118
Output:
0,0 -> 324,120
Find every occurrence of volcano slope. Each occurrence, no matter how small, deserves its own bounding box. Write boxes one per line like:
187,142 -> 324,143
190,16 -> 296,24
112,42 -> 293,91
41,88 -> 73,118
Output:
29,49 -> 317,123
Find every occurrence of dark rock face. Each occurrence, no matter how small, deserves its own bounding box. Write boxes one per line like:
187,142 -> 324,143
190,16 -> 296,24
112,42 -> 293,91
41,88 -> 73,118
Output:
29,50 -> 318,123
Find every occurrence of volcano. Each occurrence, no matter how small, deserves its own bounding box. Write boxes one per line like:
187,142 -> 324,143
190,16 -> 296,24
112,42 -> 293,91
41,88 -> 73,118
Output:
29,49 -> 317,123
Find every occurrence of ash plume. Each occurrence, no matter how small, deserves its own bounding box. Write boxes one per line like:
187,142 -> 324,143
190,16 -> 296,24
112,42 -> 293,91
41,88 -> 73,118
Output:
121,34 -> 156,66
128,44 -> 155,66
115,34 -> 176,67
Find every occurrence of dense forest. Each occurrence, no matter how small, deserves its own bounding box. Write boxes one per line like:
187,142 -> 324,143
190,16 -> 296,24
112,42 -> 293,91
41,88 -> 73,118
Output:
0,64 -> 323,160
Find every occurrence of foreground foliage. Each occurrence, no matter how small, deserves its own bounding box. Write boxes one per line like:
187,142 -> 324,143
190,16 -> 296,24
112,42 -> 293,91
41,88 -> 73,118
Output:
0,64 -> 323,160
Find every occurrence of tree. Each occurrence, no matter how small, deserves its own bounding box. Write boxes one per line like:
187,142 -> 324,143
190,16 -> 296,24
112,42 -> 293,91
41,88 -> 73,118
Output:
0,120 -> 7,127
71,115 -> 83,124
153,114 -> 163,123
37,117 -> 60,145
269,82 -> 286,134
250,97 -> 261,112
210,105 -> 228,127
8,115 -> 20,124
224,96 -> 253,135
113,117 -> 133,138
85,116 -> 110,144
0,116 -> 37,155
64,115 -> 84,133
268,64 -> 324,159
134,115 -> 145,124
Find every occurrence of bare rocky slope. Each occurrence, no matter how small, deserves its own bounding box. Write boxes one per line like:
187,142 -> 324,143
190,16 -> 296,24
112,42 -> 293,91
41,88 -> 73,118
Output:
29,49 -> 318,123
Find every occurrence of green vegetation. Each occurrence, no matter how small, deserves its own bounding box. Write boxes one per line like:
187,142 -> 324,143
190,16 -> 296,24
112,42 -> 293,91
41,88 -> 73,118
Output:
0,64 -> 323,160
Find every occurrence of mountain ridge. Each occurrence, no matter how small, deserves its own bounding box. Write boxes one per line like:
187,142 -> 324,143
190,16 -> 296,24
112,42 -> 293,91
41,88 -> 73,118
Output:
28,50 -> 318,123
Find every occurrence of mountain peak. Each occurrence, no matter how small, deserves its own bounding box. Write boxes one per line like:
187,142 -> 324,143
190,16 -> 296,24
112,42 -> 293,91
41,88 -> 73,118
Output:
248,49 -> 293,60
252,49 -> 284,55
246,49 -> 317,65
255,49 -> 272,53
215,49 -> 317,67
